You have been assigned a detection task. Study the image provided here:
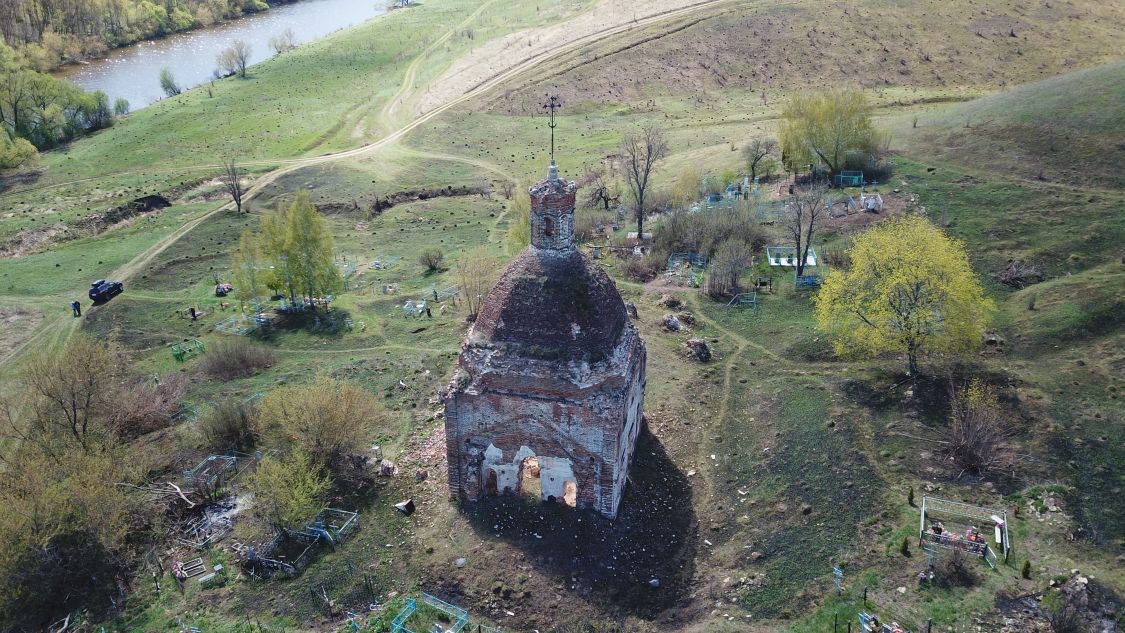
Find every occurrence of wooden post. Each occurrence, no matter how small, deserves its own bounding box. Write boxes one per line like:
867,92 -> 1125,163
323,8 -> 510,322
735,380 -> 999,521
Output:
863,586 -> 867,606
834,612 -> 838,632
927,619 -> 933,633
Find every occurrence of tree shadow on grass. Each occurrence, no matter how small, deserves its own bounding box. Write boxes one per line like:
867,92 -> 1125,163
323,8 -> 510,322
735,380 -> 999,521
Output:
453,427 -> 697,621
264,307 -> 355,340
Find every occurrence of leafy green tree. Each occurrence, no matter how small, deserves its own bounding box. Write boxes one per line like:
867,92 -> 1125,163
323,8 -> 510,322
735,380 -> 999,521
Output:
285,190 -> 341,304
780,88 -> 881,174
1,41 -> 102,150
0,133 -> 37,168
231,229 -> 267,309
85,90 -> 113,129
0,335 -> 150,629
253,190 -> 339,305
112,97 -> 130,116
259,199 -> 297,301
669,165 -> 702,208
247,450 -> 331,533
0,445 -> 141,631
814,215 -> 994,375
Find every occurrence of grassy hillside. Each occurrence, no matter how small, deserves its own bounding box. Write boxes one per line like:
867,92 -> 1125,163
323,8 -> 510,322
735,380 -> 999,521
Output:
485,0 -> 1125,109
897,61 -> 1125,189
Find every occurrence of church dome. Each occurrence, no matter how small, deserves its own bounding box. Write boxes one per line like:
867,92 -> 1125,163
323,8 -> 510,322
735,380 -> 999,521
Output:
471,248 -> 628,362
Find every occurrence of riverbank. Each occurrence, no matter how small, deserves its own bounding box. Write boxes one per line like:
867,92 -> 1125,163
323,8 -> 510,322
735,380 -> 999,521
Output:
16,0 -> 316,72
53,0 -> 393,109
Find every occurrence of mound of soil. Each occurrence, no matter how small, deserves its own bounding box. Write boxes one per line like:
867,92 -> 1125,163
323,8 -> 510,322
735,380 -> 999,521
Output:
0,194 -> 171,258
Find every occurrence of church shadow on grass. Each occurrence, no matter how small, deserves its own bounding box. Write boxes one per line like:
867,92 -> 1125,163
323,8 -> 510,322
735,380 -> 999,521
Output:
456,427 -> 697,620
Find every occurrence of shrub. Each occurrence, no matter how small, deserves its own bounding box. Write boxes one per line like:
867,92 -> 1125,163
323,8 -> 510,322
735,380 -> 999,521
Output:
621,252 -> 663,282
908,486 -> 915,507
900,537 -> 910,557
994,259 -> 1045,289
198,339 -> 275,380
654,203 -> 767,261
1022,559 -> 1031,579
0,135 -> 39,169
934,548 -> 977,587
1041,589 -> 1082,633
108,373 -> 189,439
574,210 -> 615,243
199,401 -> 256,450
247,450 -> 331,533
705,239 -> 750,298
418,248 -> 445,272
254,376 -> 384,476
944,379 -> 1012,477
159,67 -> 181,96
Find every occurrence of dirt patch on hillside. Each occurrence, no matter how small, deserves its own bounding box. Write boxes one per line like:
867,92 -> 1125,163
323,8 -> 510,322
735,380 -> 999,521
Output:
0,222 -> 73,257
0,194 -> 171,258
489,0 -> 1125,110
315,185 -> 490,216
417,0 -> 714,114
0,306 -> 44,359
823,190 -> 913,234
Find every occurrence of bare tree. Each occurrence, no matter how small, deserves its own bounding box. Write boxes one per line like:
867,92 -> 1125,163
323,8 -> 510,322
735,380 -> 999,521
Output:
619,125 -> 668,236
217,39 -> 252,78
742,137 -> 777,183
784,185 -> 826,277
456,246 -> 495,321
944,378 -> 1012,477
3,333 -> 115,457
220,158 -> 244,213
268,28 -> 297,54
705,240 -> 751,298
499,180 -> 515,200
580,163 -> 617,212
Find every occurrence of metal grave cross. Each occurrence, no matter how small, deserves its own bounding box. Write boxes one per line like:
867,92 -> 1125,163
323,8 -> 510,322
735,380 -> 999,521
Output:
543,94 -> 561,162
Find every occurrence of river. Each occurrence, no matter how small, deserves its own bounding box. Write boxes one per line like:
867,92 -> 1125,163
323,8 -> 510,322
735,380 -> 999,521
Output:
56,0 -> 390,109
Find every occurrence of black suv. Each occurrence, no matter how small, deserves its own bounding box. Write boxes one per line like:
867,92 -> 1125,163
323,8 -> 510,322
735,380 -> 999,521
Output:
89,279 -> 124,303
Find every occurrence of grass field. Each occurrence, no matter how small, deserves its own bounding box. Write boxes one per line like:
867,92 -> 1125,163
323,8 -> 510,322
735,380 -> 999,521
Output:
0,0 -> 1122,630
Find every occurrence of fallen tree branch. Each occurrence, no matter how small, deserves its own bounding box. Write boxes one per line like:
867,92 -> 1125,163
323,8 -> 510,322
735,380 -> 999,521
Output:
116,482 -> 197,507
888,431 -> 949,445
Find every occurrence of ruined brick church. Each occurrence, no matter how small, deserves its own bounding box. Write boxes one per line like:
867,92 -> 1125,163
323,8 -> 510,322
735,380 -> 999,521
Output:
443,157 -> 646,519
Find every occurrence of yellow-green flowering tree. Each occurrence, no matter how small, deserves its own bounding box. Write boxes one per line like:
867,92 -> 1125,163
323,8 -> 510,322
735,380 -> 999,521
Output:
814,215 -> 994,375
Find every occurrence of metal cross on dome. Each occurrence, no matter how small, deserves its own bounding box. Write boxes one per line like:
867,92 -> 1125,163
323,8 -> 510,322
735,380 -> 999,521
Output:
543,94 -> 561,162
